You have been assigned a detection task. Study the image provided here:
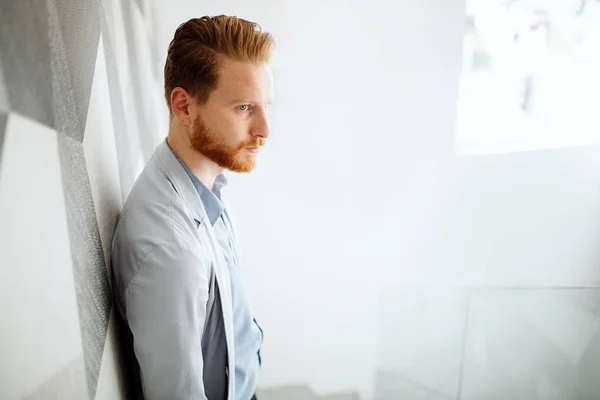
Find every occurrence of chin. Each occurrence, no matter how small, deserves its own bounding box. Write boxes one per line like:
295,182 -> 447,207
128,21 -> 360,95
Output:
234,155 -> 257,173
233,164 -> 256,173
215,151 -> 258,173
227,161 -> 256,174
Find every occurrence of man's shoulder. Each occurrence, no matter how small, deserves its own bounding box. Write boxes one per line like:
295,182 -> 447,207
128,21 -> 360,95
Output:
111,159 -> 204,276
117,162 -> 172,232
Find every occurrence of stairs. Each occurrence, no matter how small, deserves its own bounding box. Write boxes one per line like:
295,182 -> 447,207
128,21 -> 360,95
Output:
321,393 -> 361,400
256,385 -> 360,400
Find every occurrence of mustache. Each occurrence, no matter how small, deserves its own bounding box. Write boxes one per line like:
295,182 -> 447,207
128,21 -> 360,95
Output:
238,137 -> 265,150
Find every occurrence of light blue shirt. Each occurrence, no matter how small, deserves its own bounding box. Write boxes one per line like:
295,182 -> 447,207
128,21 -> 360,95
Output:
177,157 -> 264,400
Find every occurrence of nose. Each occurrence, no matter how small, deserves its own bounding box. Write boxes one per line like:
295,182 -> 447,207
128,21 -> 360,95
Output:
250,107 -> 270,139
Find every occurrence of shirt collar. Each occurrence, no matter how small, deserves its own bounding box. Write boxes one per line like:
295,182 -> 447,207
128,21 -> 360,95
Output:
213,173 -> 229,199
169,148 -> 226,226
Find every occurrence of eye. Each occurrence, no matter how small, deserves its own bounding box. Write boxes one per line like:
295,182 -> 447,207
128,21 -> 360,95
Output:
238,104 -> 250,111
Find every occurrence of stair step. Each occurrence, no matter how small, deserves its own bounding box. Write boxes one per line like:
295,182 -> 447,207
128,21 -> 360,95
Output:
320,392 -> 360,400
256,384 -> 319,400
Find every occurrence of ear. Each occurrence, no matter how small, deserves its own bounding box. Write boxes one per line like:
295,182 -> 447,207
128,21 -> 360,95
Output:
171,87 -> 194,126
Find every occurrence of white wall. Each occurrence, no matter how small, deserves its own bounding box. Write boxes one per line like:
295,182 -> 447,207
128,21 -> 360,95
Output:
156,1 -> 600,399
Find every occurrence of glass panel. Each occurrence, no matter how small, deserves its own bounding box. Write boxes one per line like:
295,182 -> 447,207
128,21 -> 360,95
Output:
461,289 -> 600,400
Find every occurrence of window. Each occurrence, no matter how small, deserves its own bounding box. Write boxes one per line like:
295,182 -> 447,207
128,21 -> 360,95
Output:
456,0 -> 600,155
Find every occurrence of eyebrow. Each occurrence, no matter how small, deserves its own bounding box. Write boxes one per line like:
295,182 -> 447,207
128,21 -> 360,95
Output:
229,99 -> 272,106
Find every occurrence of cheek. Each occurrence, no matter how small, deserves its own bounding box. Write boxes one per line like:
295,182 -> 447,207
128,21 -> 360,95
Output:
203,114 -> 231,136
205,110 -> 249,142
224,115 -> 250,139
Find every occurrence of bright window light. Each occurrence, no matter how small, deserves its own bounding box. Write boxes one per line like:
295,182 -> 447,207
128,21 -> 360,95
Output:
456,0 -> 600,155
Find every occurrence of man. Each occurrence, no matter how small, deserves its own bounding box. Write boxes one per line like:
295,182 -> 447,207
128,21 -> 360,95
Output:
111,15 -> 274,400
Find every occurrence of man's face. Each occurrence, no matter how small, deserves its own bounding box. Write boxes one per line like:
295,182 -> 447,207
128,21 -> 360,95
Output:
190,59 -> 273,173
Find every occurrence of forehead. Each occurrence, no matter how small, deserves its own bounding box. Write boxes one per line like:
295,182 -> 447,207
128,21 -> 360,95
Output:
212,59 -> 273,104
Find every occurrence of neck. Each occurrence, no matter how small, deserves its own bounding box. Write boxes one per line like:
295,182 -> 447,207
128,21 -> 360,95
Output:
167,129 -> 224,190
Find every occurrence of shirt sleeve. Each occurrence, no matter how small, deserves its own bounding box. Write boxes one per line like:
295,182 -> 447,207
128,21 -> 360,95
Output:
124,243 -> 209,400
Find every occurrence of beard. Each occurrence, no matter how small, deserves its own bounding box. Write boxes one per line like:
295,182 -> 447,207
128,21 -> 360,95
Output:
190,115 -> 264,173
